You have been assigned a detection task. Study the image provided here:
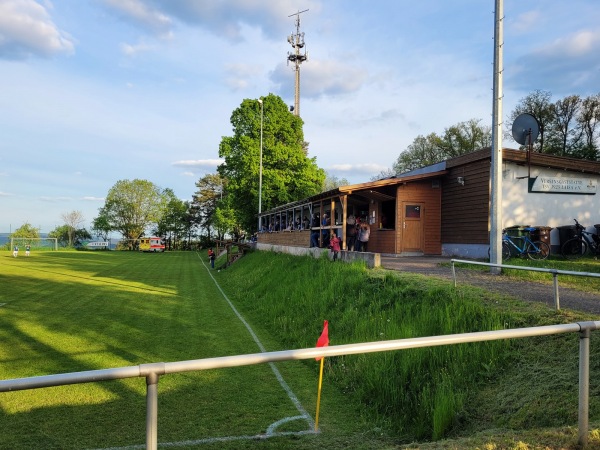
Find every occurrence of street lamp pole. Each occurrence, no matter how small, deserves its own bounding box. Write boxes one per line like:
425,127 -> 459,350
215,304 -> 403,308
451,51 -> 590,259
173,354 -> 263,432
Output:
257,98 -> 264,232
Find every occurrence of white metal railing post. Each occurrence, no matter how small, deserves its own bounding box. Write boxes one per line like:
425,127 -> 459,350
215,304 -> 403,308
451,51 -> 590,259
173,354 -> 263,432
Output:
552,270 -> 560,310
146,372 -> 159,450
452,261 -> 457,288
578,323 -> 592,447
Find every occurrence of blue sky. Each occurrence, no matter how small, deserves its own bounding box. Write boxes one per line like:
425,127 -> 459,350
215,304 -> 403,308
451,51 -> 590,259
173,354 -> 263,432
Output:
1,0 -> 599,233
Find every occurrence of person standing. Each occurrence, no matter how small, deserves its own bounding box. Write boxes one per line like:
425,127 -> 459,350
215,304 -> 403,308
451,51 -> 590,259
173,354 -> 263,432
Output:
346,215 -> 357,251
321,213 -> 331,248
13,244 -> 19,257
25,244 -> 31,257
208,248 -> 215,268
310,213 -> 320,247
358,222 -> 370,252
329,232 -> 341,261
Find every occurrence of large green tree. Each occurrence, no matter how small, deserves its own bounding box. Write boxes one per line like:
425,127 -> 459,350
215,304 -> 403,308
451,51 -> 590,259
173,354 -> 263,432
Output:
154,189 -> 191,250
393,120 -> 490,174
49,225 -> 91,248
99,179 -> 168,243
190,173 -> 227,241
322,171 -> 349,191
91,207 -> 111,241
576,93 -> 600,160
11,223 -> 40,239
506,89 -> 554,152
546,95 -> 582,157
218,94 -> 325,232
506,91 -> 600,160
60,210 -> 85,247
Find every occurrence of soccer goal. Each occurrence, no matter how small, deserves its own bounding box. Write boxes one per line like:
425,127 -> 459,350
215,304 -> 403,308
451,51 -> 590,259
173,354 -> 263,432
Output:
10,237 -> 58,252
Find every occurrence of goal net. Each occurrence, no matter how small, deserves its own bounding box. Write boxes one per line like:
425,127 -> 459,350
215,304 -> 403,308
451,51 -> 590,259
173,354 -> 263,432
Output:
10,237 -> 58,252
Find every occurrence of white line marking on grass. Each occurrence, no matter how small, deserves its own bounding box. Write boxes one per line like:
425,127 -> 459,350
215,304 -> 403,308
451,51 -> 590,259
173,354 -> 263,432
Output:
92,428 -> 317,450
197,253 -> 315,430
89,254 -> 317,450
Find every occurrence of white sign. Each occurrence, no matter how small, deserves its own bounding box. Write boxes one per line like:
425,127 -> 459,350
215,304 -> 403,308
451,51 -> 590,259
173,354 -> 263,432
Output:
530,176 -> 597,194
85,241 -> 109,248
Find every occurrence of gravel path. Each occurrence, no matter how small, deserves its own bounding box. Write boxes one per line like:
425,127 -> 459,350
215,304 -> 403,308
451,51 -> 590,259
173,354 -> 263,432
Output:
380,256 -> 600,316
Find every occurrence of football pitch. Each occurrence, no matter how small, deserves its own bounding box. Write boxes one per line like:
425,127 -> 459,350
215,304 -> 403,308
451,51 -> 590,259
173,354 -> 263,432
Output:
0,251 -> 321,449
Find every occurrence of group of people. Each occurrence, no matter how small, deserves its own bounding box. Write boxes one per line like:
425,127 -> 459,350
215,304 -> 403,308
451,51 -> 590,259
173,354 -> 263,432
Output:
12,244 -> 31,257
259,216 -> 311,233
308,213 -> 371,256
346,215 -> 370,252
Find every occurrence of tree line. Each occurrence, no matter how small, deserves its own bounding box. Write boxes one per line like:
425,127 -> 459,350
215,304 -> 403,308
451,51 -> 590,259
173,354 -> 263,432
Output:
387,90 -> 600,177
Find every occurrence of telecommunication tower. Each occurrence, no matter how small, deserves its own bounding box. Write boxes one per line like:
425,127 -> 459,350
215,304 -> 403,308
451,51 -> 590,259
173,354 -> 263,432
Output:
287,9 -> 308,117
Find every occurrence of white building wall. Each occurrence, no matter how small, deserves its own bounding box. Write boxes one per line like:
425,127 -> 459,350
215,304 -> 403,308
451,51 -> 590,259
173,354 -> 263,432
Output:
502,161 -> 600,247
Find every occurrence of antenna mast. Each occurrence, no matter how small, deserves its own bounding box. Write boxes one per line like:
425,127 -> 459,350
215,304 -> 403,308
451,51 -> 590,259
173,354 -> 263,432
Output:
287,9 -> 308,117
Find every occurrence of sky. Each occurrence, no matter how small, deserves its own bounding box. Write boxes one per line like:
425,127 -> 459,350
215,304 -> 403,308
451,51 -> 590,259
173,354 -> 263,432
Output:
1,0 -> 599,233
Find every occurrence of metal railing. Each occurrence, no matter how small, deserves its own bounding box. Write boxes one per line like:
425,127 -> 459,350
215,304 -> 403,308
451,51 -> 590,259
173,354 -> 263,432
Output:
1,321 -> 599,449
451,259 -> 600,310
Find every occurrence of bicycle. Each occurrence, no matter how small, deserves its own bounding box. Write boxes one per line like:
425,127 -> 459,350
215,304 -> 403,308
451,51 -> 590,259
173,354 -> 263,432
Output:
560,219 -> 600,259
489,227 -> 550,261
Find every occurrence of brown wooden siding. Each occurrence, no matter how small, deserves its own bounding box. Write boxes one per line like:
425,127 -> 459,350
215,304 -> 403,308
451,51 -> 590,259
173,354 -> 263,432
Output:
393,180 -> 442,255
257,230 -> 311,247
442,159 -> 490,244
368,228 -> 396,253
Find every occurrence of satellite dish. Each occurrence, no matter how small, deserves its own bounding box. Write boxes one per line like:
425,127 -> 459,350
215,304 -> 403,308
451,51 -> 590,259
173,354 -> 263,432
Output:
512,113 -> 540,146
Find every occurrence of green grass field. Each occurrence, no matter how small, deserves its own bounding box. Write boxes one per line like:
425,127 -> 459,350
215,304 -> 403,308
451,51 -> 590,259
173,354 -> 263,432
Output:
2,250 -> 600,449
0,251 -> 383,449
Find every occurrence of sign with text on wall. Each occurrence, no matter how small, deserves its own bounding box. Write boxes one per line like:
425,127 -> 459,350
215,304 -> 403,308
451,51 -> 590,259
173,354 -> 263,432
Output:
528,176 -> 597,195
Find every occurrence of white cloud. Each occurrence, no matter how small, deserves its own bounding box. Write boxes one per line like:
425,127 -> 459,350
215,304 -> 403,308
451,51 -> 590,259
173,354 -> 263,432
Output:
83,196 -> 104,201
270,58 -> 368,99
510,10 -> 541,34
146,0 -> 322,42
102,0 -> 172,37
0,0 -> 75,59
509,29 -> 600,93
39,196 -> 73,202
120,40 -> 156,57
172,159 -> 223,169
224,62 -> 262,91
558,30 -> 600,56
330,163 -> 389,174
0,191 -> 15,197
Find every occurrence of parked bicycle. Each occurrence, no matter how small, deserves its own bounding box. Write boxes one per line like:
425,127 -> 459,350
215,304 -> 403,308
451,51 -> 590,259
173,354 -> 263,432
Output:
489,227 -> 550,261
561,219 -> 600,259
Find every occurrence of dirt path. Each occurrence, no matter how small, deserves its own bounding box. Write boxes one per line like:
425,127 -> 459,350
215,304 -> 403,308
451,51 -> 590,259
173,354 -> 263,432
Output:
380,256 -> 600,316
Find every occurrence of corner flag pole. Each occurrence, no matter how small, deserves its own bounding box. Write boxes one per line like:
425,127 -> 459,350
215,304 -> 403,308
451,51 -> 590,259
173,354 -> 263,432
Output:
315,357 -> 325,431
314,320 -> 329,432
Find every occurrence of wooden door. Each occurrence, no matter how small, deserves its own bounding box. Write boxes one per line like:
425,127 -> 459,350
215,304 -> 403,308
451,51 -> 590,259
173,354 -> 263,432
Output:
402,203 -> 424,252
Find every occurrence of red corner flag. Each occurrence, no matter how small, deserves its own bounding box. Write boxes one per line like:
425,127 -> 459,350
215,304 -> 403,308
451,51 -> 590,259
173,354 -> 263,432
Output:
315,320 -> 329,361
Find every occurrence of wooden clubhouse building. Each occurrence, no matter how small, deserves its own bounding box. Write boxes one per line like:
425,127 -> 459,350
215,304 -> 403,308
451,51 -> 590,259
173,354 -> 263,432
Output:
256,148 -> 600,259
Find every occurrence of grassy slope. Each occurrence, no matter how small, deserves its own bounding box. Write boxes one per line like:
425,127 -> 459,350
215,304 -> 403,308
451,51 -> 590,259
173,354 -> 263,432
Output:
216,250 -> 600,449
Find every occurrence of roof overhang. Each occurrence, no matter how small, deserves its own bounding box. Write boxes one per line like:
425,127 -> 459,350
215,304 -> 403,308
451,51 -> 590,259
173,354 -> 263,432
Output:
260,170 -> 447,216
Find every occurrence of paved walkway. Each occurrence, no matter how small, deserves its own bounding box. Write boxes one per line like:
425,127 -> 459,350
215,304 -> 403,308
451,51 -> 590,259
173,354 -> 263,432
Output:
380,256 -> 600,316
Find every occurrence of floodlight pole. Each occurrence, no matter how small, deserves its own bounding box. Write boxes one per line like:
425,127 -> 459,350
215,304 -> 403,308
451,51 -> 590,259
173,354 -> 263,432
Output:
257,98 -> 264,233
490,0 -> 504,274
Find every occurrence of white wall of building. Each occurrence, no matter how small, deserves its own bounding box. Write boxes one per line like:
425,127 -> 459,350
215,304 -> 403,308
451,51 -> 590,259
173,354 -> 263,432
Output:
502,161 -> 600,247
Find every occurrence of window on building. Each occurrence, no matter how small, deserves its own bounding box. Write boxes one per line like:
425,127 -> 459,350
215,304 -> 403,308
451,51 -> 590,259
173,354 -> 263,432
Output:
382,200 -> 396,229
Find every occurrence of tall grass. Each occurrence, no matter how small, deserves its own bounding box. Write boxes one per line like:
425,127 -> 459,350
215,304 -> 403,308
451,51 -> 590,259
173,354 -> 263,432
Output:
218,251 -> 511,440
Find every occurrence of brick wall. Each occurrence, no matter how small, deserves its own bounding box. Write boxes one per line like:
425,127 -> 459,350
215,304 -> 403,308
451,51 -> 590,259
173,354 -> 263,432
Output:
257,230 -> 311,247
